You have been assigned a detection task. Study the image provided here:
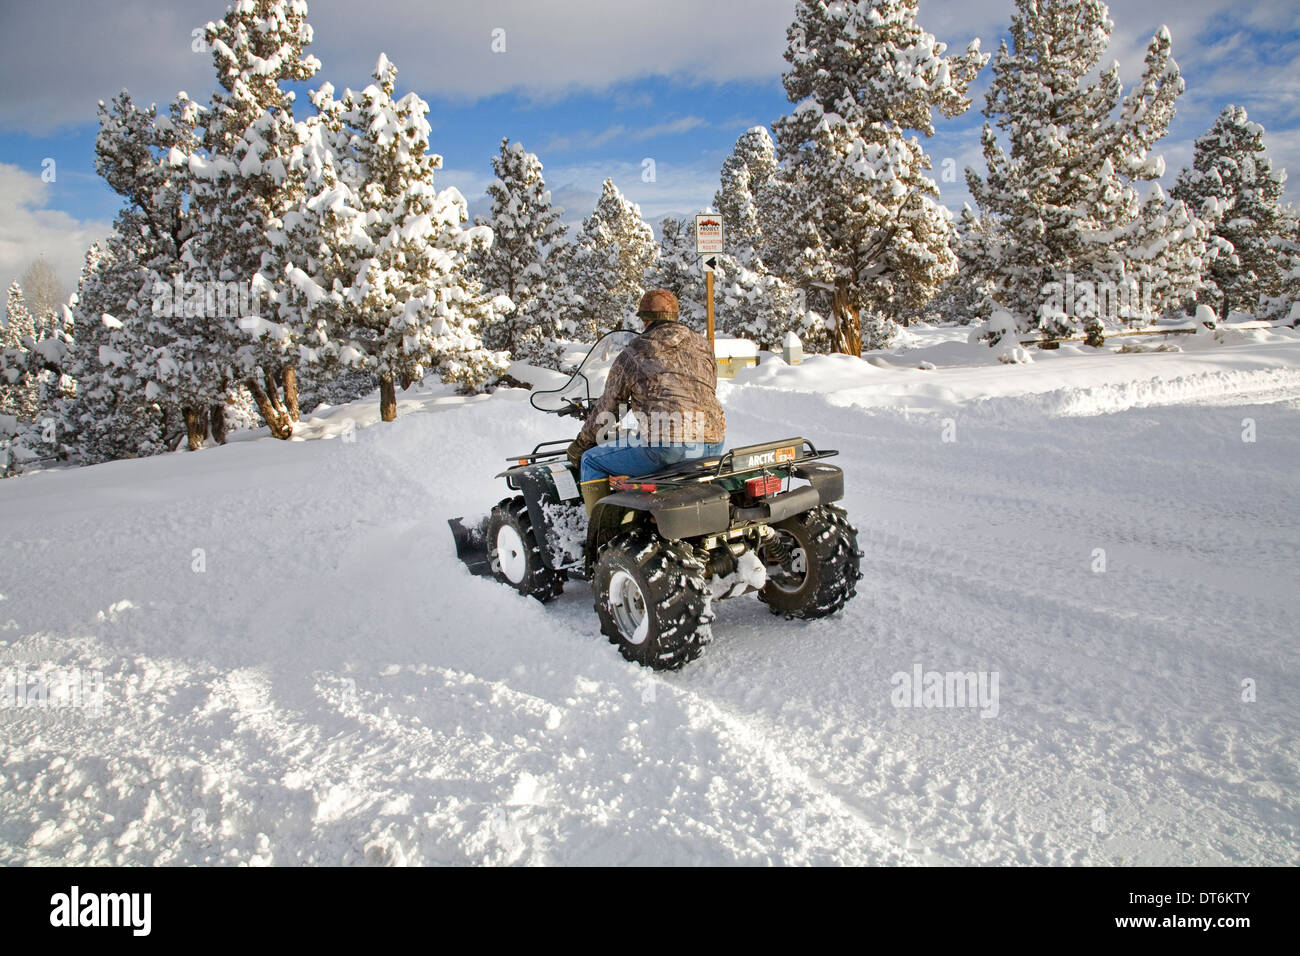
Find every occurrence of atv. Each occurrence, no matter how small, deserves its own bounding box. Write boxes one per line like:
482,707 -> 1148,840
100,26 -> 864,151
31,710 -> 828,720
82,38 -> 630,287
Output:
449,330 -> 862,670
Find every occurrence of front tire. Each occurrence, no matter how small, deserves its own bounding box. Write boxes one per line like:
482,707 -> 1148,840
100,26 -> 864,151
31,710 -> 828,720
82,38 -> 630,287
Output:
488,497 -> 563,603
759,505 -> 862,618
594,529 -> 712,670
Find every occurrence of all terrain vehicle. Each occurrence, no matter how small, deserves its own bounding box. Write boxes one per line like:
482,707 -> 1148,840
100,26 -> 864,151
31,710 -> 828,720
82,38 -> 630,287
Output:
450,330 -> 862,670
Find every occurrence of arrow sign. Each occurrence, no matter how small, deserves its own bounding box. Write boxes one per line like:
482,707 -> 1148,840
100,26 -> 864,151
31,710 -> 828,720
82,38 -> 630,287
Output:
701,255 -> 719,273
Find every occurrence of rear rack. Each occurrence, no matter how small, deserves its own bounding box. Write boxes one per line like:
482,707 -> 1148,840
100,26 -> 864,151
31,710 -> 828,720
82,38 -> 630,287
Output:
502,437 -> 839,486
637,438 -> 838,488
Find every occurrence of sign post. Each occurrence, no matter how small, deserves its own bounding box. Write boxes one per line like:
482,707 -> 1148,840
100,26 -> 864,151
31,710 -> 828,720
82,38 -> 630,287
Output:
706,270 -> 714,345
695,214 -> 724,349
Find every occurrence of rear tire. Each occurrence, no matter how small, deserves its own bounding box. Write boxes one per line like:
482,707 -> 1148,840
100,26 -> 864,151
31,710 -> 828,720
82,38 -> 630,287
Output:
488,497 -> 563,603
594,529 -> 712,670
759,505 -> 862,618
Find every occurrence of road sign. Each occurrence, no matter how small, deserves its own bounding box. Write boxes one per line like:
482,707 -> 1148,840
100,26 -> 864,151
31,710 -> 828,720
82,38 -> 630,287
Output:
701,255 -> 719,273
695,214 -> 724,255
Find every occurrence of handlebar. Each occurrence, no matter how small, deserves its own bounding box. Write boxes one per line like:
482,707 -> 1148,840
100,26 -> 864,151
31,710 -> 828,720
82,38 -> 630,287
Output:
552,397 -> 593,420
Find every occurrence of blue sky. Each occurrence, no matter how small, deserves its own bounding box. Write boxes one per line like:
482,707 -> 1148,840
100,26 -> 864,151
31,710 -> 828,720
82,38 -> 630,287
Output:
1,0 -> 1298,312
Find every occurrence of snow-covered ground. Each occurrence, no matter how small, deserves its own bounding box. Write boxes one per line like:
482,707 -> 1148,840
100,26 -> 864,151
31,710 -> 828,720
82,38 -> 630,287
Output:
2,325 -> 1298,865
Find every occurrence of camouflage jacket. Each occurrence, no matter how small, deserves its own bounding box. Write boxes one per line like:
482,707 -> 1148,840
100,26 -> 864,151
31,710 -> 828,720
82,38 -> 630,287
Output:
574,320 -> 726,453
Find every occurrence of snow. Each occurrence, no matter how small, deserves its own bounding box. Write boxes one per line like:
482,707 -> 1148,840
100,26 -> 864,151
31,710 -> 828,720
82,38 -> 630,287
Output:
2,327 -> 1298,865
714,337 -> 759,359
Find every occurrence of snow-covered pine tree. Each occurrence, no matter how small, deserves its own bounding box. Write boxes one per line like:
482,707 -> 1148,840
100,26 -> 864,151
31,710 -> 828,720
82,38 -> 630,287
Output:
708,129 -> 822,349
966,2 -> 1183,339
94,90 -> 219,449
1261,209 -> 1300,324
930,205 -> 999,325
311,55 -> 508,420
188,0 -> 322,441
1121,183 -> 1212,321
715,128 -> 780,263
1171,105 -> 1288,317
772,0 -> 987,354
644,217 -> 707,332
1,282 -> 79,474
254,83 -> 355,416
1,281 -> 40,422
64,236 -> 174,464
720,266 -> 829,351
563,179 -> 658,341
471,139 -> 571,365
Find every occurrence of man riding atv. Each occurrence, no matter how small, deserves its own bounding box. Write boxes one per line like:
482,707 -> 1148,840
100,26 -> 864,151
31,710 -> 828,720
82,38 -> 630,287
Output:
567,289 -> 725,515
449,299 -> 862,669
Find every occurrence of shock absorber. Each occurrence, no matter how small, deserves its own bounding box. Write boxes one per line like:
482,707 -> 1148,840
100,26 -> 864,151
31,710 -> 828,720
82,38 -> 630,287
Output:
761,526 -> 793,571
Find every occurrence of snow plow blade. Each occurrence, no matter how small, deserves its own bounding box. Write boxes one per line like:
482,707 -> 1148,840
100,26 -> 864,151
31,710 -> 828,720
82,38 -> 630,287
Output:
448,516 -> 493,578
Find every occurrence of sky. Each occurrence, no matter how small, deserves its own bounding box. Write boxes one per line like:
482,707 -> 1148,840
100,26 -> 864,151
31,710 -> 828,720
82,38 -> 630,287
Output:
1,0 -> 1298,315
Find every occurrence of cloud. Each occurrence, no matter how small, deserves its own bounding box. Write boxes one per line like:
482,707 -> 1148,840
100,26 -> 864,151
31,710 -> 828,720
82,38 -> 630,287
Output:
540,117 -> 708,154
0,0 -> 215,134
534,158 -> 725,234
0,163 -> 108,321
541,125 -> 628,154
0,0 -> 797,133
630,117 -> 708,140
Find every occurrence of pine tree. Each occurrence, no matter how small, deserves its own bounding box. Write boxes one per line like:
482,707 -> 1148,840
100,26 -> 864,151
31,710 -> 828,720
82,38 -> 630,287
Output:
967,2 -> 1183,339
709,129 -> 823,348
720,266 -> 830,351
1122,183 -> 1212,320
715,128 -> 781,264
188,0 -> 322,441
1,282 -> 40,422
94,90 -> 211,448
773,0 -> 987,354
1172,105 -> 1288,317
932,206 -> 999,325
301,55 -> 508,421
1260,209 -> 1300,324
65,238 -> 174,464
1,285 -> 80,474
472,139 -> 571,364
563,179 -> 658,340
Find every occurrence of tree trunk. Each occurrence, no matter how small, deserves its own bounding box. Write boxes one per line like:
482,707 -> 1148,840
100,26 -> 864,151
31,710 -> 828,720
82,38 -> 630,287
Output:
263,368 -> 286,416
246,377 -> 294,440
210,403 -> 228,445
379,375 -> 397,422
182,406 -> 209,451
281,366 -> 300,422
399,371 -> 414,391
833,283 -> 863,357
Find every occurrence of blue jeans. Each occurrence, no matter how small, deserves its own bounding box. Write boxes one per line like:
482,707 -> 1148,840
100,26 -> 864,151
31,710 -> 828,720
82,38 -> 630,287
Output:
581,441 -> 725,483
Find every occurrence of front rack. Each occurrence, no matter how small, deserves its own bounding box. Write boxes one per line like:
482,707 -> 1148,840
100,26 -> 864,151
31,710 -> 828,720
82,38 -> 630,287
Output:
506,439 -> 571,465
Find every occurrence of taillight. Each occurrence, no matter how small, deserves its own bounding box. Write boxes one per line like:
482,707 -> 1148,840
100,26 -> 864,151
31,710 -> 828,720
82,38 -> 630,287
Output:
610,477 -> 657,492
746,475 -> 783,497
